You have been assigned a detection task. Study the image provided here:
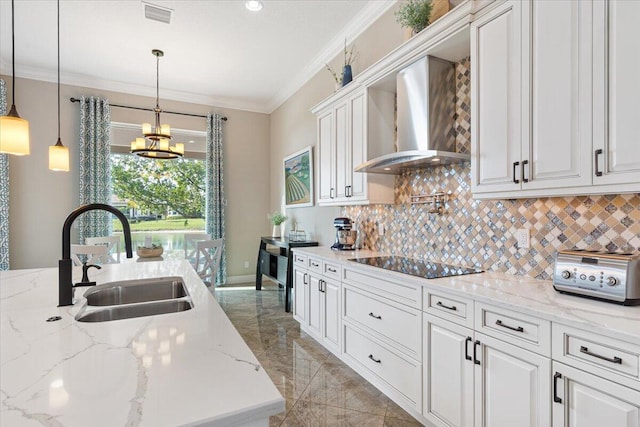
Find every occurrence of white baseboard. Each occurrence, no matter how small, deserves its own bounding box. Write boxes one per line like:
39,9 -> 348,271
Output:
225,274 -> 255,285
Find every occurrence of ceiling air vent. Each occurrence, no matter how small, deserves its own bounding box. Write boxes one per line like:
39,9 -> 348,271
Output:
143,1 -> 173,24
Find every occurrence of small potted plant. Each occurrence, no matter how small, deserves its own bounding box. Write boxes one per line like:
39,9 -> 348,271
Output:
268,211 -> 287,238
395,0 -> 434,36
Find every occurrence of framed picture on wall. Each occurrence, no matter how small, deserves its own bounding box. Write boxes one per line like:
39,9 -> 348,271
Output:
284,146 -> 314,208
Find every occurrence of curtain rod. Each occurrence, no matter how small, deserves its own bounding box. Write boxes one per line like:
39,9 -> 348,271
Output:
69,97 -> 227,121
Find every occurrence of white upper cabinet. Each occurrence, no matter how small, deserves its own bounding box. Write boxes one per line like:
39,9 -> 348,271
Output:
592,0 -> 640,186
312,85 -> 394,206
525,0 -> 593,190
471,0 -> 522,193
472,0 -> 640,199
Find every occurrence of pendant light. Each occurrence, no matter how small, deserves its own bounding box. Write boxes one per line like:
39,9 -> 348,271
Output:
0,0 -> 31,156
49,0 -> 69,171
130,49 -> 184,159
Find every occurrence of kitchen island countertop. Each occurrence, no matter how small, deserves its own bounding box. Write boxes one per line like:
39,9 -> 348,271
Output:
0,260 -> 284,426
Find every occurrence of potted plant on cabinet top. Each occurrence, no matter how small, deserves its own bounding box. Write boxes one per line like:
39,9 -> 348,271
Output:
268,211 -> 287,238
395,0 -> 434,37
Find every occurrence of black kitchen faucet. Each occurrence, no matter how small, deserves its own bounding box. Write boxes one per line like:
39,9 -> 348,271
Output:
58,203 -> 133,307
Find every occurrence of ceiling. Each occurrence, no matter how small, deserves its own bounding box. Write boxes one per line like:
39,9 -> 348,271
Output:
0,0 -> 395,114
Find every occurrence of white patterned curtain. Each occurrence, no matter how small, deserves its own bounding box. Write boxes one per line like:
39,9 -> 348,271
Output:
205,113 -> 226,285
78,96 -> 112,242
0,79 -> 9,270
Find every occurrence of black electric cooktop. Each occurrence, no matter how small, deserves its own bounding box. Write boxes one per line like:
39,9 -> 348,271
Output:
349,256 -> 483,279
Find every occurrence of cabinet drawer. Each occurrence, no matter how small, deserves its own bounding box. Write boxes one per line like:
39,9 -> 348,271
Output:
475,302 -> 551,356
344,285 -> 421,359
292,252 -> 307,267
343,267 -> 422,309
308,256 -> 322,273
344,324 -> 421,406
424,290 -> 473,328
322,261 -> 341,280
553,324 -> 640,391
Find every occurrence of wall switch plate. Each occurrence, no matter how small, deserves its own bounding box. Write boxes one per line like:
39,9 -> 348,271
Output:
378,223 -> 385,236
243,261 -> 249,269
516,229 -> 530,249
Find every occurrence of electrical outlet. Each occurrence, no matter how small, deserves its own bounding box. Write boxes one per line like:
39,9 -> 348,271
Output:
516,229 -> 530,249
378,223 -> 385,236
243,261 -> 249,269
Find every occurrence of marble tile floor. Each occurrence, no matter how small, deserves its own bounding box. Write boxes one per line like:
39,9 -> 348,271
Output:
214,282 -> 425,427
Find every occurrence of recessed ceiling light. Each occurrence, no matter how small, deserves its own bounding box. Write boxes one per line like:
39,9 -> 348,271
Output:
188,140 -> 195,144
432,158 -> 440,162
245,1 -> 263,12
383,167 -> 391,171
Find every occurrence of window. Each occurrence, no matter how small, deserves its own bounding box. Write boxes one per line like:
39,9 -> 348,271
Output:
110,123 -> 207,256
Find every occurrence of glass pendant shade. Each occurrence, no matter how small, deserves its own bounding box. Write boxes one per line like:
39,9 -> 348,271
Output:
49,140 -> 69,171
0,107 -> 30,155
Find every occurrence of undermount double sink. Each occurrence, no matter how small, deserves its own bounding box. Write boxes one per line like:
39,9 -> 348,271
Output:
75,276 -> 193,322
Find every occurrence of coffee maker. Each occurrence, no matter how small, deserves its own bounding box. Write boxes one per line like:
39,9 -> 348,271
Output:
331,217 -> 357,251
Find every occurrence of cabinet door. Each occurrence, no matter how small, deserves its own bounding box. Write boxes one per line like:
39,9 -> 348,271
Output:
334,102 -> 349,200
348,91 -> 367,201
293,267 -> 308,325
474,332 -> 551,427
593,0 -> 640,186
322,277 -> 341,354
423,313 -> 474,427
552,361 -> 640,427
317,110 -> 335,203
307,273 -> 323,338
471,0 -> 523,193
524,0 -> 592,189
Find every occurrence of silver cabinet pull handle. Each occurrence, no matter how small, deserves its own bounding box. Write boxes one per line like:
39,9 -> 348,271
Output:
368,354 -> 381,363
368,312 -> 382,320
580,346 -> 622,364
303,273 -> 308,284
495,319 -> 524,333
327,267 -> 337,273
330,188 -> 335,199
436,301 -> 457,311
311,262 -> 319,267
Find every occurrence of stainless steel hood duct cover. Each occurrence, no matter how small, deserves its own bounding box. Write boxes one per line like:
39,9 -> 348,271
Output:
355,56 -> 469,174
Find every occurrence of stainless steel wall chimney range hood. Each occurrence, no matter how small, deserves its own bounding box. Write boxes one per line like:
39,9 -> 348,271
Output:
355,56 -> 469,174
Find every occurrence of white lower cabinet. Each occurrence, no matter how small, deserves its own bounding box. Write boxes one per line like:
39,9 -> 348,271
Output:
293,255 -> 639,427
321,277 -> 341,353
343,324 -> 422,407
474,332 -> 551,427
552,361 -> 640,427
423,313 -> 474,427
307,272 -> 341,355
423,314 -> 551,427
292,266 -> 308,324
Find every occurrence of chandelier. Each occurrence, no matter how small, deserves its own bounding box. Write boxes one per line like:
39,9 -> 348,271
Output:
130,49 -> 183,159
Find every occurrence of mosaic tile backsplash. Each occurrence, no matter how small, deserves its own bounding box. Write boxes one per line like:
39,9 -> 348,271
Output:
343,58 -> 640,280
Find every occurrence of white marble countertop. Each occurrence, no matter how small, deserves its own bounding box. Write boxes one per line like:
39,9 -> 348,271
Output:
0,260 -> 284,426
293,247 -> 640,344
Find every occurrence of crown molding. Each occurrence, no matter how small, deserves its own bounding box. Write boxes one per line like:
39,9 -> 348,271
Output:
0,60 -> 271,114
266,0 -> 398,113
0,0 -> 396,116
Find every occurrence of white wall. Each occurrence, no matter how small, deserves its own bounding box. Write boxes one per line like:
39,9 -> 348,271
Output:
269,5 -> 406,246
3,75 -> 271,278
